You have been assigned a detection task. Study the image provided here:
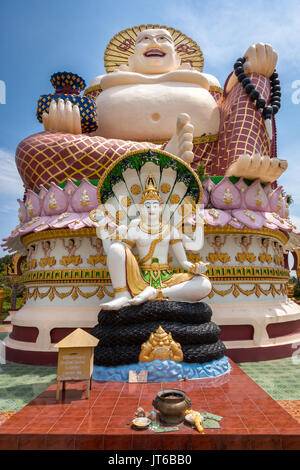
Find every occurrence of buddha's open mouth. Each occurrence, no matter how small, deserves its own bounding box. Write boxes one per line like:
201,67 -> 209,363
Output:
144,49 -> 166,58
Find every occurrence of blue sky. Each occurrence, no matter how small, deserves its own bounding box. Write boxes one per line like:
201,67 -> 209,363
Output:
0,0 -> 300,256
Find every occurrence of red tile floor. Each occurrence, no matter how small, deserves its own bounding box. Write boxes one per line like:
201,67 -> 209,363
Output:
0,359 -> 300,450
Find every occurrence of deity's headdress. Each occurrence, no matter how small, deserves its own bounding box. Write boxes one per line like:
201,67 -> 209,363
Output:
140,174 -> 162,204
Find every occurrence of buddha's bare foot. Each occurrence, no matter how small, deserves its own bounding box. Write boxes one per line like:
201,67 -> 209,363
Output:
165,113 -> 194,164
42,99 -> 82,134
225,153 -> 288,183
99,295 -> 131,311
129,286 -> 157,305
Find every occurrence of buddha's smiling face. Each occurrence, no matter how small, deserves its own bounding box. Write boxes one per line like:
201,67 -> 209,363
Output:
129,29 -> 180,74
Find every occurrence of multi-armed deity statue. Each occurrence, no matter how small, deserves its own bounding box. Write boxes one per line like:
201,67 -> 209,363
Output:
2,25 -> 300,374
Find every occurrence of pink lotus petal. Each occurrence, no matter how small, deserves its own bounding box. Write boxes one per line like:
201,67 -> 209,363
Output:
43,182 -> 68,216
24,190 -> 41,218
71,179 -> 98,213
244,180 -> 269,212
204,208 -> 231,227
210,177 -> 241,209
231,209 -> 265,230
264,212 -> 293,232
49,212 -> 79,229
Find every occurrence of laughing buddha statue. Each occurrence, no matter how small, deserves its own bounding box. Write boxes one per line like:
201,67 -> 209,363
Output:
41,26 -> 286,181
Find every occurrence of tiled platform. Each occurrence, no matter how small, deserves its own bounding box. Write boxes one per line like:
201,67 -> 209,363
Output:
0,360 -> 300,450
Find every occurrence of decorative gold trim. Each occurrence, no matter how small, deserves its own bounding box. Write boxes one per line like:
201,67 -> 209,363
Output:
207,265 -> 289,282
140,263 -> 170,270
114,286 -> 128,293
208,283 -> 287,299
83,84 -> 102,96
193,134 -> 219,144
22,263 -> 290,285
132,133 -> 219,145
170,239 -> 181,245
22,228 -> 96,248
26,285 -> 114,302
22,268 -> 111,284
104,24 -> 204,73
122,239 -> 136,248
209,86 -> 223,94
204,225 -> 289,246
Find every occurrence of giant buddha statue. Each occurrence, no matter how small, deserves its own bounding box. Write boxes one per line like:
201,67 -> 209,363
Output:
4,24 -> 300,368
16,24 -> 286,192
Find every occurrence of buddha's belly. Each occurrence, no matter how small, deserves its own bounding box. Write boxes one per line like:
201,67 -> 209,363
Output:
95,83 -> 220,141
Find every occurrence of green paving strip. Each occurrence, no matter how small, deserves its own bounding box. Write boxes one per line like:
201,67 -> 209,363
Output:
238,357 -> 300,401
0,362 -> 56,412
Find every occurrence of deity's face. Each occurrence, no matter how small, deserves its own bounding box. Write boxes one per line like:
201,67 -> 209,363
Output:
96,239 -> 102,249
68,239 -> 75,249
215,236 -> 221,245
262,238 -> 269,249
241,236 -> 249,246
141,199 -> 161,225
128,29 -> 181,74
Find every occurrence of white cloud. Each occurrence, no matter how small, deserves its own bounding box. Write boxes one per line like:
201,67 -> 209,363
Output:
0,149 -> 24,202
289,214 -> 300,231
163,0 -> 300,76
0,149 -> 24,255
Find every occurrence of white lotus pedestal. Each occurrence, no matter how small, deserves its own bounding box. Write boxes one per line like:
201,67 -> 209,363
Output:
4,228 -> 300,365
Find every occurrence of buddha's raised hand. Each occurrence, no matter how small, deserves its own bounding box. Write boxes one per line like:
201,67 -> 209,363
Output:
42,98 -> 82,134
243,43 -> 278,77
226,43 -> 278,94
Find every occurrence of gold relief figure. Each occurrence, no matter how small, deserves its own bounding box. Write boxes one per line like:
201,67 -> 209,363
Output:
26,244 -> 37,270
25,198 -> 33,216
87,238 -> 107,266
139,326 -> 183,362
80,189 -> 90,206
49,192 -> 57,210
235,236 -> 256,264
273,241 -> 284,267
187,253 -> 203,263
256,188 -> 263,206
277,194 -> 283,212
223,187 -> 233,204
60,238 -> 83,266
279,244 -> 285,267
207,236 -> 230,264
39,240 -> 56,267
258,237 -> 272,264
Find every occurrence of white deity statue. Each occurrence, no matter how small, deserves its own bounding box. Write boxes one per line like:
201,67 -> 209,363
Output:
95,174 -> 211,310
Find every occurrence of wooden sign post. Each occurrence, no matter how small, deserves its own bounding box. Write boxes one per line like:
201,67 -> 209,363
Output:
55,328 -> 99,401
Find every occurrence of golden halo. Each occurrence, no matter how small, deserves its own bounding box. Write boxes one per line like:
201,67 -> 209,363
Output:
104,24 -> 204,73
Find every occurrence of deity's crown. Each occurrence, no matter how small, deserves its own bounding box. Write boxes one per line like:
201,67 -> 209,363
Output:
140,174 -> 162,204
